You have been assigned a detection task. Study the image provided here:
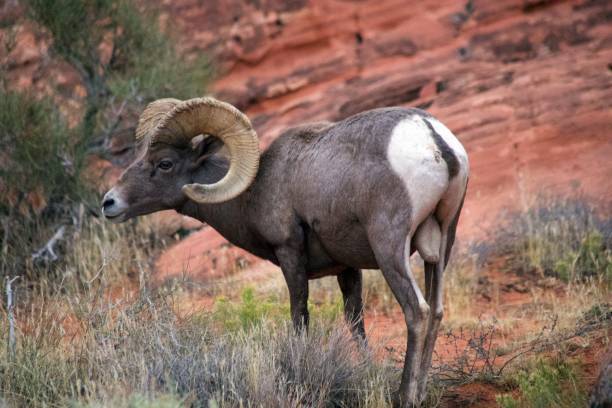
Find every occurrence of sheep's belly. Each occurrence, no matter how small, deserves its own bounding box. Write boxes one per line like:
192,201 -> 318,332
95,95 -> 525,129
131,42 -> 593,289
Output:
305,221 -> 378,278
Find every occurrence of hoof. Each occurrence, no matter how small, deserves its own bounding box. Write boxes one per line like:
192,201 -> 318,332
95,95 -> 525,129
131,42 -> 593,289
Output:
391,390 -> 423,408
416,381 -> 429,406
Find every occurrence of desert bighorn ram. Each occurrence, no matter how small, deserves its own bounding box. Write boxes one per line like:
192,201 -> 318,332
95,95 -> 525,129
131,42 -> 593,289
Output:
102,97 -> 469,406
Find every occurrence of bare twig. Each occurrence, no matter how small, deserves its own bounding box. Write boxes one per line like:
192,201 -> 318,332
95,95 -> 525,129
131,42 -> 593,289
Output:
100,96 -> 129,146
31,225 -> 66,262
6,275 -> 19,359
431,317 -> 500,384
431,308 -> 609,386
496,314 -> 557,376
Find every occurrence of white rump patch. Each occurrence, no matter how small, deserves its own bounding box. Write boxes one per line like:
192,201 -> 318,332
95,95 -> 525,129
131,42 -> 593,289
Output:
428,118 -> 469,169
387,116 -> 449,228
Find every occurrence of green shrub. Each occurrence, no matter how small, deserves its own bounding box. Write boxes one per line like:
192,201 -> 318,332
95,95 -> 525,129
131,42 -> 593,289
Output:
0,89 -> 91,283
496,359 -> 587,408
106,2 -> 211,103
490,196 -> 611,284
213,287 -> 290,331
0,89 -> 81,213
553,230 -> 611,284
74,394 -> 185,408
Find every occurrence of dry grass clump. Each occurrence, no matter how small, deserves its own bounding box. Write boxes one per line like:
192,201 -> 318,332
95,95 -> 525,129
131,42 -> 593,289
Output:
489,195 -> 611,285
2,212 -> 171,300
0,287 -> 399,407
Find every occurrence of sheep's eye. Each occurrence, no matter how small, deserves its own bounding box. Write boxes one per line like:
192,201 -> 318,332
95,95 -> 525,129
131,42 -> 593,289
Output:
158,160 -> 173,171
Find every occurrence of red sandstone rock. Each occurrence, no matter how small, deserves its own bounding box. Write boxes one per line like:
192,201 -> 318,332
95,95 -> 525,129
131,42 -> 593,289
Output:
3,0 -> 611,280
153,0 -> 612,277
153,226 -> 259,286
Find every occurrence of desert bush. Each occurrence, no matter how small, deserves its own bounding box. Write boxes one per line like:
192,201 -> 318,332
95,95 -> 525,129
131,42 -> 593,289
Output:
0,88 -> 90,283
213,287 -> 291,331
0,288 -> 398,408
76,394 -> 186,408
495,358 -> 587,408
0,89 -> 81,211
490,196 -> 611,284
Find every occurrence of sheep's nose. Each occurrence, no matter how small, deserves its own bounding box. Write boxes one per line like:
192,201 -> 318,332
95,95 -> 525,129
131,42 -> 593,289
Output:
102,197 -> 115,210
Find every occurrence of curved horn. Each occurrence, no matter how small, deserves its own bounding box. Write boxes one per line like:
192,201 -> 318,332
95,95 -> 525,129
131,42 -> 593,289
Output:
135,98 -> 181,141
152,97 -> 260,204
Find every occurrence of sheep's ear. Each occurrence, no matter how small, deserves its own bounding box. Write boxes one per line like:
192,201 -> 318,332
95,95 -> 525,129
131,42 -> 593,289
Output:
191,134 -> 224,166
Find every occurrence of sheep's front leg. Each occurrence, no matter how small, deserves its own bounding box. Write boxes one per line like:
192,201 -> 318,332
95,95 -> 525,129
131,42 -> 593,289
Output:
276,245 -> 310,331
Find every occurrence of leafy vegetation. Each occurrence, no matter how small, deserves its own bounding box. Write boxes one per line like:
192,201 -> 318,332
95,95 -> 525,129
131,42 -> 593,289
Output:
213,287 -> 343,332
0,88 -> 85,282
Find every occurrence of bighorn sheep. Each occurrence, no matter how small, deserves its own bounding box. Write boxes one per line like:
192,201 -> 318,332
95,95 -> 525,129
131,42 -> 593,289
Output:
102,97 -> 469,406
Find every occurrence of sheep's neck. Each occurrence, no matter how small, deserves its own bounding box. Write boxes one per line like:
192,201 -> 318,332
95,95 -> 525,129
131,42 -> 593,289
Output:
178,194 -> 276,262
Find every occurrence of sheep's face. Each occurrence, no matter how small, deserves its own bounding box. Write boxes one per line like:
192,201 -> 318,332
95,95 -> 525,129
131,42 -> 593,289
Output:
101,137 -> 222,222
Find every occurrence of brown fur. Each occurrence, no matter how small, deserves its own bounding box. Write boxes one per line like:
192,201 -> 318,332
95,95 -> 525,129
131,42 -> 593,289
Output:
103,106 -> 468,406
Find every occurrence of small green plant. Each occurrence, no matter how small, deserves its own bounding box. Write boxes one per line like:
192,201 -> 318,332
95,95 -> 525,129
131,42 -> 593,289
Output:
213,287 -> 290,331
496,359 -> 587,408
212,287 -> 343,332
74,394 -> 185,408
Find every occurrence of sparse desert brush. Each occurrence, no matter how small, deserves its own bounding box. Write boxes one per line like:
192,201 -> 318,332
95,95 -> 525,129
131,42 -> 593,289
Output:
1,212 -> 170,297
489,195 -> 611,285
212,287 -> 291,331
0,286 -> 399,408
440,253 -> 481,328
75,394 -> 186,408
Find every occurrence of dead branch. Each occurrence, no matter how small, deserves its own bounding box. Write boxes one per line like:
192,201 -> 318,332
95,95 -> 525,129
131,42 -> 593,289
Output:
5,275 -> 19,359
32,225 -> 66,262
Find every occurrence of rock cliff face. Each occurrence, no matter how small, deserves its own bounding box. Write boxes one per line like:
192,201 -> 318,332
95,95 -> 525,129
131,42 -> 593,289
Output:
152,0 -> 611,282
4,0 -> 611,281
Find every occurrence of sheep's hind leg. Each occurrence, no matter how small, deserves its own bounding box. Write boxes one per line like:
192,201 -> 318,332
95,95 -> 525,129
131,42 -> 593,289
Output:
337,267 -> 366,342
417,260 -> 443,401
417,199 -> 464,401
367,217 -> 430,407
414,216 -> 443,401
